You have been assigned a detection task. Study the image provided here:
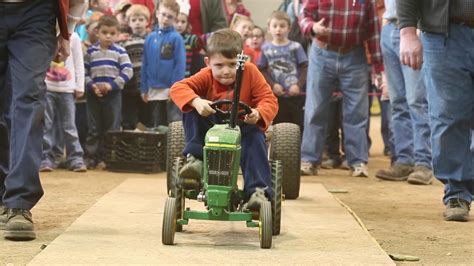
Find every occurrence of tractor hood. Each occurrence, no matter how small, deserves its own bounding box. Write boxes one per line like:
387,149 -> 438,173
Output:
205,124 -> 241,146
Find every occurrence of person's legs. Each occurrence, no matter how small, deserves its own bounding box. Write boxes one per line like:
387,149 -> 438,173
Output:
322,96 -> 342,169
422,25 -> 474,221
40,92 -> 58,170
1,0 -> 56,240
301,42 -> 338,172
85,91 -> 101,167
121,92 -> 138,130
99,91 -> 121,162
338,47 -> 369,174
167,100 -> 182,124
58,93 -> 85,170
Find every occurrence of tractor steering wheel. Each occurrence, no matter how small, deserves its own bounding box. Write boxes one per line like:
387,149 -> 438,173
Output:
210,99 -> 252,121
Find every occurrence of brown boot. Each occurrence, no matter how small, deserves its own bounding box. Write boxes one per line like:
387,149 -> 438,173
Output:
375,163 -> 414,181
4,209 -> 36,241
0,204 -> 6,230
407,165 -> 433,185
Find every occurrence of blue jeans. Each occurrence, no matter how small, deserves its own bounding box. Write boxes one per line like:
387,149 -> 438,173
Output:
422,24 -> 474,204
301,43 -> 369,166
182,110 -> 273,199
381,22 -> 432,167
85,90 -> 122,162
149,100 -> 182,127
42,92 -> 84,168
0,0 -> 56,209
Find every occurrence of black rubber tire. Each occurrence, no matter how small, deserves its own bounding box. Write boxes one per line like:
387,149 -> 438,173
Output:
166,121 -> 185,194
270,123 -> 301,199
270,160 -> 283,236
172,157 -> 184,232
162,197 -> 176,245
259,201 -> 272,249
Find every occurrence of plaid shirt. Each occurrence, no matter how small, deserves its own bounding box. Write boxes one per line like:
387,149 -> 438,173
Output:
299,0 -> 384,72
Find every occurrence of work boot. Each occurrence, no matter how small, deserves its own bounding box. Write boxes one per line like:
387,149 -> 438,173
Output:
375,163 -> 414,181
444,198 -> 470,222
407,165 -> 433,185
245,188 -> 269,211
0,204 -> 6,230
179,154 -> 203,180
300,161 -> 317,175
4,208 -> 36,240
350,163 -> 369,177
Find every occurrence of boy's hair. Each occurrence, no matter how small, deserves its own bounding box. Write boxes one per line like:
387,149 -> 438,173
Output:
229,13 -> 253,30
98,15 -> 120,29
267,10 -> 291,27
253,25 -> 266,37
207,29 -> 243,59
159,0 -> 180,16
126,4 -> 150,20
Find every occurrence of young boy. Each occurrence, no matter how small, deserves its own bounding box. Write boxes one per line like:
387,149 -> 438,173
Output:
258,11 -> 307,129
175,0 -> 205,78
84,15 -> 133,169
170,29 -> 278,210
246,25 -> 265,65
119,4 -> 150,129
141,0 -> 185,127
41,32 -> 87,172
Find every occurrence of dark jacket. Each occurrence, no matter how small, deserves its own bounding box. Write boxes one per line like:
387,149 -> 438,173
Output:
200,0 -> 228,33
397,0 -> 450,34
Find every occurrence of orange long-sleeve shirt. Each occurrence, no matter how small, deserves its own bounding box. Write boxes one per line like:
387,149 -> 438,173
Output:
170,62 -> 278,131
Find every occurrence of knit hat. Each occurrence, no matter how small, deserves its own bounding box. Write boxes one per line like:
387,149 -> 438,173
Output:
176,0 -> 190,16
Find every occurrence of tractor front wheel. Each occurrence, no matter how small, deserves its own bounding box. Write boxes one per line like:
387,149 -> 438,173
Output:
162,197 -> 177,245
259,201 -> 272,249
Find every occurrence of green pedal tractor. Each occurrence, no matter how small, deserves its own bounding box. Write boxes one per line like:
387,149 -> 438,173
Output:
162,52 -> 283,249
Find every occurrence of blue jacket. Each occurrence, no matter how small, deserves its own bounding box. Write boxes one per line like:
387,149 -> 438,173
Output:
140,26 -> 186,94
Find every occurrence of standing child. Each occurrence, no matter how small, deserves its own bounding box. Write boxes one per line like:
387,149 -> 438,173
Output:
175,0 -> 205,78
258,11 -> 308,129
84,15 -> 133,169
246,25 -> 266,66
170,29 -> 278,210
40,33 -> 87,172
229,14 -> 256,63
119,4 -> 150,129
141,0 -> 186,126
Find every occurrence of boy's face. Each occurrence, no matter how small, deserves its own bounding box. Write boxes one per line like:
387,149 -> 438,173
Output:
250,28 -> 265,49
268,18 -> 290,42
175,13 -> 188,34
156,6 -> 177,28
234,20 -> 254,40
205,54 -> 237,86
97,25 -> 118,47
128,14 -> 147,35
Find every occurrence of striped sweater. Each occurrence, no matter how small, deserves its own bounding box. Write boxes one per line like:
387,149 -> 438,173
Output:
84,42 -> 133,91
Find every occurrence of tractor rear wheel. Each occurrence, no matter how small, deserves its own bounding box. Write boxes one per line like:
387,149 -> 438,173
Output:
270,160 -> 283,235
270,123 -> 301,199
259,201 -> 272,249
166,121 -> 185,194
162,197 -> 177,245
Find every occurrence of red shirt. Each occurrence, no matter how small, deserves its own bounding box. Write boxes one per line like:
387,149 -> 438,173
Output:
189,0 -> 203,36
299,0 -> 383,72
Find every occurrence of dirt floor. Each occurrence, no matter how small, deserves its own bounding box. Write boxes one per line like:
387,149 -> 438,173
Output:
0,118 -> 473,265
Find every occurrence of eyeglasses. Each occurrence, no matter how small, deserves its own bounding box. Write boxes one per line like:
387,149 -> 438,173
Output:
251,34 -> 263,38
159,12 -> 175,20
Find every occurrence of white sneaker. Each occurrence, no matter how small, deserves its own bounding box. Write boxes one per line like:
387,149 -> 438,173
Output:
301,161 -> 317,175
350,163 -> 368,177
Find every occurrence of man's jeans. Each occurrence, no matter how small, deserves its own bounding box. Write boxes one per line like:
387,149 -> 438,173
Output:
381,22 -> 431,167
301,43 -> 369,166
43,92 -> 85,168
422,24 -> 474,204
0,0 -> 56,209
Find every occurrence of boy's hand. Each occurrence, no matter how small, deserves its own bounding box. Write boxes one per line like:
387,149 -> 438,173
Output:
97,83 -> 112,95
273,84 -> 285,96
74,90 -> 84,99
141,93 -> 149,103
288,84 -> 300,96
92,84 -> 104,97
244,108 -> 260,125
191,97 -> 215,117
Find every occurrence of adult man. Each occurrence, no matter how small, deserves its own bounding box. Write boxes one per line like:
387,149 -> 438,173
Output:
397,0 -> 473,221
0,0 -> 70,240
188,0 -> 228,36
375,0 -> 433,185
299,0 -> 383,177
